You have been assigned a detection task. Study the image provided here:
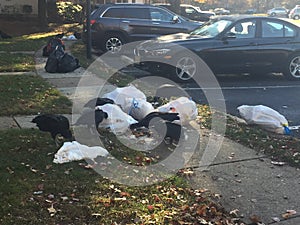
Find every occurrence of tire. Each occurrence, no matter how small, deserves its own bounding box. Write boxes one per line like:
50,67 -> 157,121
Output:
283,53 -> 300,80
102,33 -> 125,54
294,15 -> 300,20
271,12 -> 276,17
173,55 -> 197,82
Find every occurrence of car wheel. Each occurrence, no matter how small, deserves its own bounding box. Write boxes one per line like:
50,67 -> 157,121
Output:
283,53 -> 300,80
102,34 -> 125,54
174,56 -> 197,82
271,12 -> 276,17
294,15 -> 300,20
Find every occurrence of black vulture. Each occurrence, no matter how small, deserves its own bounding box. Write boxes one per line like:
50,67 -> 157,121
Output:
75,108 -> 108,128
160,122 -> 182,144
129,111 -> 180,130
83,97 -> 115,109
32,114 -> 74,146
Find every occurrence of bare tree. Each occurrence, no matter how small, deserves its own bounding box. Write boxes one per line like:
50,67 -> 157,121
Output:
167,0 -> 181,14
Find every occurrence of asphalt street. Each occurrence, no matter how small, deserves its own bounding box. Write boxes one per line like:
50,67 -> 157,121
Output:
183,73 -> 300,127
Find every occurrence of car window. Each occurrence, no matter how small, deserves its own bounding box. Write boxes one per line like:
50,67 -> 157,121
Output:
191,19 -> 232,37
262,20 -> 296,38
122,8 -> 150,19
184,7 -> 197,15
150,8 -> 174,21
102,7 -> 123,18
227,20 -> 256,38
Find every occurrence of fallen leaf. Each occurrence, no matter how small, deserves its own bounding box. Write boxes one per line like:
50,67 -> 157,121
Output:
282,209 -> 297,219
47,204 -> 57,216
250,214 -> 261,223
271,217 -> 280,222
6,167 -> 14,174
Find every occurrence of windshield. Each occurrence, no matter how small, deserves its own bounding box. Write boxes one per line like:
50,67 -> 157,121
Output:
190,19 -> 232,38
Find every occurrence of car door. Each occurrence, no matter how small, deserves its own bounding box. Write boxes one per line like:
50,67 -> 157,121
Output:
120,7 -> 152,41
202,19 -> 259,74
253,19 -> 298,71
148,7 -> 190,37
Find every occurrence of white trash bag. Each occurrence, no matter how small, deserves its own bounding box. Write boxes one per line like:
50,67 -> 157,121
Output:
96,104 -> 138,134
53,141 -> 109,164
237,105 -> 290,134
157,97 -> 198,125
102,85 -> 146,109
122,98 -> 154,121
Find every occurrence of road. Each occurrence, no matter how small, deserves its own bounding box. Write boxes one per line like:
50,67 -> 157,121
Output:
182,73 -> 300,127
127,66 -> 300,131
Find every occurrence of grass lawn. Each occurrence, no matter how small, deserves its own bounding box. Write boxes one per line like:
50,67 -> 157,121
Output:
0,75 -> 71,116
197,106 -> 300,168
0,53 -> 35,72
0,129 -> 238,224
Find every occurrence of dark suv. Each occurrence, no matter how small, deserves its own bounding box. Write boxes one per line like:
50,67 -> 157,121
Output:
82,4 -> 202,53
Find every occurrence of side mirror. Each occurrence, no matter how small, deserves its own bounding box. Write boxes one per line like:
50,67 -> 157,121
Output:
172,15 -> 179,23
222,32 -> 236,40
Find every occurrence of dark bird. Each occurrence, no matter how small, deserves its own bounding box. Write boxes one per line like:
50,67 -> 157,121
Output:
55,33 -> 65,39
0,30 -> 12,39
32,114 -> 74,146
83,97 -> 114,109
162,122 -> 182,144
73,31 -> 81,39
130,112 -> 180,130
75,108 -> 108,129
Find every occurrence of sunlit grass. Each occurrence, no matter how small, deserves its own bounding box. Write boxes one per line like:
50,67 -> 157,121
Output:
0,53 -> 35,72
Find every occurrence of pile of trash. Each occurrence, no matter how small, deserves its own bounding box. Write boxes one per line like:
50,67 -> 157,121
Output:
53,85 -> 198,164
43,34 -> 80,73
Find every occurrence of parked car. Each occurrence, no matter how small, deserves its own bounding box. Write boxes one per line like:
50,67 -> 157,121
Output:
214,8 -> 230,15
82,4 -> 202,53
267,7 -> 288,17
244,8 -> 257,14
289,6 -> 300,19
155,4 -> 215,22
134,15 -> 300,81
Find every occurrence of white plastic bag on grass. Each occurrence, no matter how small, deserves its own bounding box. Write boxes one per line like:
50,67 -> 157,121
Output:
157,97 -> 198,125
237,105 -> 289,134
53,141 -> 109,164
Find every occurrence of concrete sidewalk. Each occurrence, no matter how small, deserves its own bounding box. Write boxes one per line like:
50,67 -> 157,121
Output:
1,40 -> 299,225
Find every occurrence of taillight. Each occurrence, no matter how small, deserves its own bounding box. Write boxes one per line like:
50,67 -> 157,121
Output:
90,20 -> 96,25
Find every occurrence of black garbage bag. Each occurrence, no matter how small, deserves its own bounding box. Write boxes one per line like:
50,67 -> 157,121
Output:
57,53 -> 80,73
45,46 -> 80,73
42,37 -> 65,57
45,46 -> 65,73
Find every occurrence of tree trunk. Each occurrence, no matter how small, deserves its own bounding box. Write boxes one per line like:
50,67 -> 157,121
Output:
38,0 -> 48,29
168,0 -> 181,15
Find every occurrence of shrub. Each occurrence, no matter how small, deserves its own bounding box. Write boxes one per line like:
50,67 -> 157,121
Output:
56,1 -> 83,23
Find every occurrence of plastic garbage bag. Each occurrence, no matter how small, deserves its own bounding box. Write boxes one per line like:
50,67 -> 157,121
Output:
157,97 -> 198,125
102,85 -> 146,109
96,104 -> 138,134
53,141 -> 109,164
237,105 -> 290,134
123,98 -> 154,121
